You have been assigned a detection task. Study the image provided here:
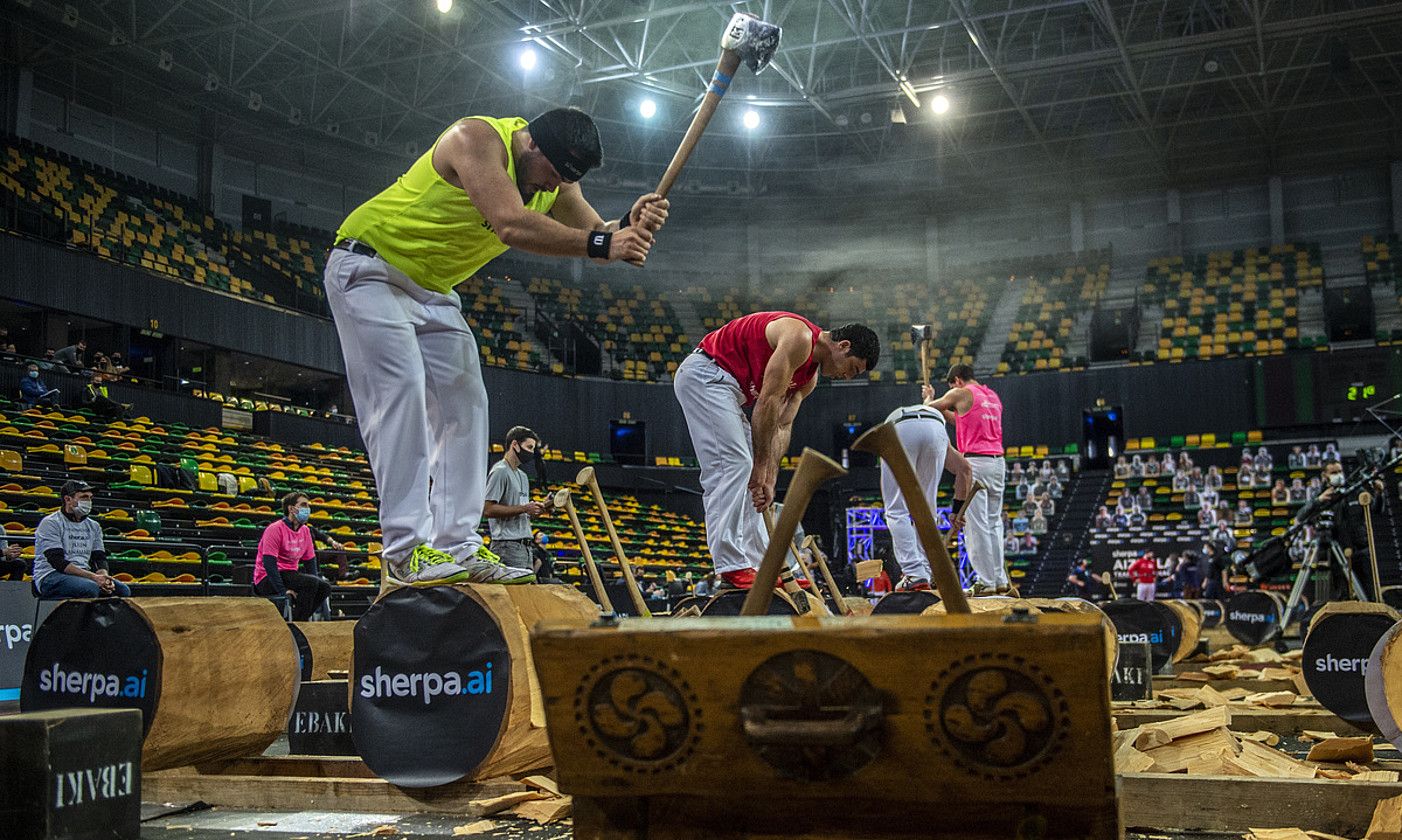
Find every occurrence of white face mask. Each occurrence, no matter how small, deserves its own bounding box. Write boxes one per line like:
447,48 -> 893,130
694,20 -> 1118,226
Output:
1329,473 -> 1345,487
74,499 -> 93,516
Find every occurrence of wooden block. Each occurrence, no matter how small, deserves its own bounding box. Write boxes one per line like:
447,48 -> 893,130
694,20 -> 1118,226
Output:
287,680 -> 354,757
0,708 -> 142,840
509,795 -> 572,824
1204,663 -> 1241,679
1113,708 -> 1361,738
1366,792 -> 1402,838
1308,736 -> 1376,764
1247,829 -> 1312,840
1239,731 -> 1282,747
1119,773 -> 1402,835
1232,739 -> 1317,779
1357,771 -> 1402,782
1114,740 -> 1159,774
533,613 -> 1119,839
1247,691 -> 1300,708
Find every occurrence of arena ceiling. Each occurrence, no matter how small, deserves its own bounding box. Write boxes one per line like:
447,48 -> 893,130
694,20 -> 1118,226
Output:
6,0 -> 1402,196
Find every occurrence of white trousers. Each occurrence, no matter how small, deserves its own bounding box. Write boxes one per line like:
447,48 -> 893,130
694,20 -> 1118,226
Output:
965,456 -> 1008,586
323,249 -> 487,562
673,352 -> 767,574
879,418 -> 948,581
1136,582 -> 1157,601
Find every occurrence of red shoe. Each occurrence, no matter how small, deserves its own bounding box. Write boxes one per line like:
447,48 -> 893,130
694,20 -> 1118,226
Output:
718,569 -> 810,590
895,576 -> 931,592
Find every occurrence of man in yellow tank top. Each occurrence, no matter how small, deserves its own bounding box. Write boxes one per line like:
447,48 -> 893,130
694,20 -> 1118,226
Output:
325,107 -> 668,587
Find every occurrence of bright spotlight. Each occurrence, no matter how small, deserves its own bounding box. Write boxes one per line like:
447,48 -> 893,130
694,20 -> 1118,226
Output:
435,0 -> 452,13
931,94 -> 950,115
519,48 -> 538,71
639,99 -> 657,119
742,109 -> 760,130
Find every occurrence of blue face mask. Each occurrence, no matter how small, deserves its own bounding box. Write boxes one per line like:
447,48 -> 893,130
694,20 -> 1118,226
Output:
294,507 -> 311,523
28,370 -> 37,379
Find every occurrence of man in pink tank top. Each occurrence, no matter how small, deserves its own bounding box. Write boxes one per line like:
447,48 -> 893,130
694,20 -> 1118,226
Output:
674,312 -> 880,589
925,363 -> 1010,593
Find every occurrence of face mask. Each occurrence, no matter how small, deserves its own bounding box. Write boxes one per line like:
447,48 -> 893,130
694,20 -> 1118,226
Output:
27,371 -> 37,379
294,508 -> 311,523
1329,473 -> 1345,487
74,499 -> 92,516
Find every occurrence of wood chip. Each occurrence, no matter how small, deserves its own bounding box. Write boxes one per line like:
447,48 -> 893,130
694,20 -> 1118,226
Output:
1138,706 -> 1231,743
1176,671 -> 1212,683
1132,726 -> 1174,750
470,791 -> 550,816
1143,727 -> 1240,773
1244,691 -> 1298,708
1245,648 -> 1286,664
1203,664 -> 1241,679
453,821 -> 499,836
1307,737 -> 1376,764
1211,645 -> 1250,661
510,796 -> 573,824
1163,696 -> 1205,710
1316,767 -> 1354,780
520,775 -> 561,797
1355,771 -> 1402,782
1238,730 -> 1282,747
1301,730 -> 1341,742
1247,828 -> 1313,840
1220,687 -> 1253,700
1115,739 -> 1160,773
1261,667 -> 1298,681
1306,832 -> 1353,840
1231,738 -> 1317,779
1366,792 -> 1402,838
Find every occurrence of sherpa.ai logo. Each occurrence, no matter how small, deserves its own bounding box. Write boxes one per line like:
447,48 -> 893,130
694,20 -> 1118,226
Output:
1229,610 -> 1273,624
37,663 -> 149,702
358,664 -> 495,705
1118,631 -> 1164,645
2,622 -> 32,650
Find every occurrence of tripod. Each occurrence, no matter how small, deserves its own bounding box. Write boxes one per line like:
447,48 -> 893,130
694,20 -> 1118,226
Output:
1282,531 -> 1369,620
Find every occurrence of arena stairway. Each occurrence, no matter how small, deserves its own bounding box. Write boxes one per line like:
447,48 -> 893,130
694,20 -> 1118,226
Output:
1022,468 -> 1109,596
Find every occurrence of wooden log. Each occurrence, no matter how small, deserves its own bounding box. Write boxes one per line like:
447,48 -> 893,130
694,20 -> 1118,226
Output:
1112,707 -> 1363,737
1303,601 -> 1399,732
532,612 -> 1118,839
699,588 -> 798,616
1028,597 -> 1119,676
1368,620 -> 1402,752
293,620 -> 355,681
1119,772 -> 1402,835
22,597 -> 299,771
1164,600 -> 1202,662
1224,591 -> 1286,645
350,583 -> 597,788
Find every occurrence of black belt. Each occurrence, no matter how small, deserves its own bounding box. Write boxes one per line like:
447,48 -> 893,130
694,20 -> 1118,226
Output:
692,347 -> 716,361
894,411 -> 942,424
494,537 -> 534,544
965,452 -> 1004,458
333,238 -> 379,259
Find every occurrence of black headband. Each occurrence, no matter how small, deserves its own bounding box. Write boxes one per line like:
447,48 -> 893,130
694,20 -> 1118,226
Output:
529,117 -> 595,182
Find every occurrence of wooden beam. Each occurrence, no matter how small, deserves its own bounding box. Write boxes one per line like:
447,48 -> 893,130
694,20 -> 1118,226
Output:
1120,773 -> 1402,835
143,772 -> 525,813
1113,708 -> 1363,737
1153,676 -> 1298,692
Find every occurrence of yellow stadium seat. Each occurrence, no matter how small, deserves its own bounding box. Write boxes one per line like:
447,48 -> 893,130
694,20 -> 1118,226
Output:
129,464 -> 154,485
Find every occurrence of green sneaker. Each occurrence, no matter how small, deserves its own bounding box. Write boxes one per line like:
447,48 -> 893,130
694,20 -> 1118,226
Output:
459,558 -> 536,584
474,545 -> 501,564
386,544 -> 473,587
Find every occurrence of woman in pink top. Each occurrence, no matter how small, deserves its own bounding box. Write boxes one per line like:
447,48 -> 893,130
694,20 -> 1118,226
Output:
253,492 -> 332,621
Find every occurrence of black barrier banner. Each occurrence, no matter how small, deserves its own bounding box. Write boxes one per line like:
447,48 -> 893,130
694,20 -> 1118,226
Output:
1196,599 -> 1224,629
1304,610 -> 1397,730
288,680 -> 355,756
1111,640 -> 1153,701
21,600 -> 161,736
1224,591 -> 1282,646
287,623 -> 313,683
350,587 -> 510,788
1087,541 -> 1200,594
1101,599 -> 1182,674
0,581 -> 58,702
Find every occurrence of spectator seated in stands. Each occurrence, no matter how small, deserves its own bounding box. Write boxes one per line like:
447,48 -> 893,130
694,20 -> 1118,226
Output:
1037,492 -> 1056,517
1172,468 -> 1191,492
1160,452 -> 1176,476
0,537 -> 27,580
33,479 -> 130,599
1094,505 -> 1113,529
1289,478 -> 1307,504
1200,486 -> 1219,510
82,371 -> 129,418
34,348 -> 58,371
1004,533 -> 1022,556
1113,456 -> 1131,480
1231,498 -> 1252,524
252,491 -> 333,622
1178,451 -> 1194,473
1029,509 -> 1048,535
1048,475 -> 1065,499
694,573 -> 716,598
1011,510 -> 1030,534
1197,505 -> 1217,527
1129,454 -> 1146,478
1019,533 -> 1039,554
20,362 -> 60,408
1271,479 -> 1289,506
1056,460 -> 1070,481
1127,505 -> 1147,528
1143,456 -> 1160,478
1307,476 -> 1322,502
1136,485 -> 1153,511
1205,465 -> 1223,491
1014,475 -> 1029,501
1254,446 -> 1273,473
53,339 -> 86,372
1288,446 -> 1305,469
1038,460 -> 1054,482
1010,461 -> 1025,483
1183,486 -> 1201,509
1237,463 -> 1256,489
1324,443 -> 1340,463
1305,444 -> 1322,468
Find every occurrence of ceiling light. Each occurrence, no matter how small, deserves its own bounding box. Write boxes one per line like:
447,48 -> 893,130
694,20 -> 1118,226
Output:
742,109 -> 760,130
519,48 -> 537,71
639,99 -> 657,119
931,94 -> 950,115
436,0 -> 452,13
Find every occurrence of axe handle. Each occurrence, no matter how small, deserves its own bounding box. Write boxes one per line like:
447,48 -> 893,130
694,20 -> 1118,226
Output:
654,50 -> 743,198
808,541 -> 852,616
919,340 -> 930,386
1362,491 -> 1382,601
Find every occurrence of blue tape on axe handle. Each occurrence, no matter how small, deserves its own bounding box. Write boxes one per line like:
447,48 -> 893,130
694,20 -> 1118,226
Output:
713,70 -> 733,86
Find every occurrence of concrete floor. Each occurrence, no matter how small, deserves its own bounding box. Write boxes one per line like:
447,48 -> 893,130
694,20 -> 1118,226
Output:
139,806 -> 571,839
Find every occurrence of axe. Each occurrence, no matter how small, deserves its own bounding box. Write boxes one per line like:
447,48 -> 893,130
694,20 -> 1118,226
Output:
910,324 -> 934,385
654,12 -> 781,198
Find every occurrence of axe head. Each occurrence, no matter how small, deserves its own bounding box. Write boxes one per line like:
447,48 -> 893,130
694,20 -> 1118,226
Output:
722,12 -> 781,74
910,324 -> 934,342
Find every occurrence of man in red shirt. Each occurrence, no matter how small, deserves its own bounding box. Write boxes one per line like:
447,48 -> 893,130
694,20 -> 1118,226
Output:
673,311 -> 879,588
254,491 -> 333,621
1128,550 -> 1160,602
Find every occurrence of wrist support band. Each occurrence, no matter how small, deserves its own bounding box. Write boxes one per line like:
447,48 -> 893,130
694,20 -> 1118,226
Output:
587,230 -> 612,259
